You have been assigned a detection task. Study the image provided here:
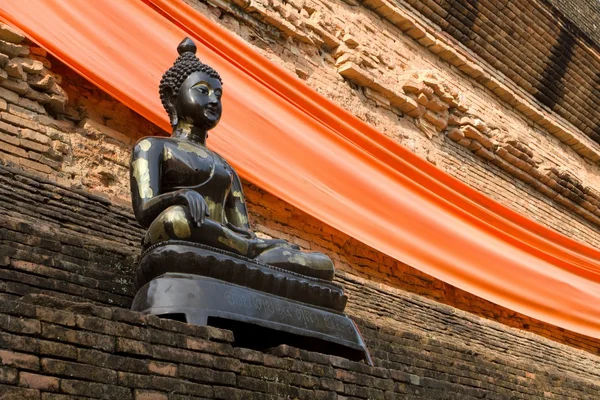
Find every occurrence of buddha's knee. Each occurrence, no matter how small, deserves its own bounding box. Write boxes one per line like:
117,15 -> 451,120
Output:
254,248 -> 334,281
145,205 -> 193,246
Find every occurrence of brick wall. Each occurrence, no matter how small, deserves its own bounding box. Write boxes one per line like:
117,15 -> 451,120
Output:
2,167 -> 600,398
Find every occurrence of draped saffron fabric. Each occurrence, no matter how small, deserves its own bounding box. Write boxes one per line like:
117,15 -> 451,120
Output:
3,0 -> 600,338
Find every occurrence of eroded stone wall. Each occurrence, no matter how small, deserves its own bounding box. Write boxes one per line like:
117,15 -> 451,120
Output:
2,167 -> 600,399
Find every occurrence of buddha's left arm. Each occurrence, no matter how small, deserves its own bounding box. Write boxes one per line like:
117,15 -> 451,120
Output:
225,170 -> 251,231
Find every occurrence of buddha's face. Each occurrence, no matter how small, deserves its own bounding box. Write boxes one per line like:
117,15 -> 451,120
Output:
175,71 -> 222,131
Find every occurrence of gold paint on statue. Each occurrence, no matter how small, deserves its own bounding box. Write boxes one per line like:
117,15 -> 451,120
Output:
132,157 -> 153,199
163,147 -> 173,161
205,196 -> 225,222
218,229 -> 249,255
166,207 -> 192,239
147,220 -> 169,244
138,139 -> 152,152
232,190 -> 244,203
178,141 -> 208,158
232,205 -> 248,225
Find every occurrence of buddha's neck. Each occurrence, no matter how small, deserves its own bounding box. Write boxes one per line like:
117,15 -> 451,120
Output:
172,120 -> 207,146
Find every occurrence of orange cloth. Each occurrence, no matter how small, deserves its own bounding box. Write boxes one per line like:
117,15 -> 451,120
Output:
3,0 -> 600,338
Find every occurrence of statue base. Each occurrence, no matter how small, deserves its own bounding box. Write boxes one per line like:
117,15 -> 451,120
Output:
132,273 -> 372,364
135,241 -> 347,311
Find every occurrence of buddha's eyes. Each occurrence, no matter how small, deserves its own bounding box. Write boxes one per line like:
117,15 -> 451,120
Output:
194,84 -> 222,99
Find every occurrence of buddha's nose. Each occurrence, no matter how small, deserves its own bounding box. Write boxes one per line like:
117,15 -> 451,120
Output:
208,94 -> 219,105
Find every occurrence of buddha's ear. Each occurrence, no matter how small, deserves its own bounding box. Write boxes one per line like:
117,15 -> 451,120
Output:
164,87 -> 178,127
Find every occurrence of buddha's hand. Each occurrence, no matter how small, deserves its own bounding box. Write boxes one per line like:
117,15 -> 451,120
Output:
177,190 -> 210,226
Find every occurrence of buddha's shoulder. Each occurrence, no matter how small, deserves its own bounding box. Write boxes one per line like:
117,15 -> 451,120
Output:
132,136 -> 176,153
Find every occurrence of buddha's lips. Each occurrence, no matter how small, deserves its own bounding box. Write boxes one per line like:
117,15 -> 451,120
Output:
204,107 -> 220,120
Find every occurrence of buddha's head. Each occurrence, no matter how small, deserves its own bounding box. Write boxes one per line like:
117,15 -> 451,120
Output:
159,38 -> 223,131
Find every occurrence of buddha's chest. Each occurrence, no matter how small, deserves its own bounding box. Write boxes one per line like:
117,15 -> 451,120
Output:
161,142 -> 233,198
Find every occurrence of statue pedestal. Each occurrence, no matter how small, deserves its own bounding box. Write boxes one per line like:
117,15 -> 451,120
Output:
132,273 -> 371,363
131,242 -> 371,363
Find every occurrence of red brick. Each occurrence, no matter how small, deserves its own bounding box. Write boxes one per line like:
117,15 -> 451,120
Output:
0,349 -> 39,371
134,390 -> 168,400
147,361 -> 177,377
19,371 -> 59,391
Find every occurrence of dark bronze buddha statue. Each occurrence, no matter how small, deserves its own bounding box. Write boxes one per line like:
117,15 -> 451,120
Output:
129,38 -> 370,364
129,38 -> 334,281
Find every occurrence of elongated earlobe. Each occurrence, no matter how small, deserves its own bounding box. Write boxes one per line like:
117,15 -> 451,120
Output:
164,87 -> 178,127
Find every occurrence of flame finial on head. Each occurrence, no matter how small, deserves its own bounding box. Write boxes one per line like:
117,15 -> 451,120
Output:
177,37 -> 197,55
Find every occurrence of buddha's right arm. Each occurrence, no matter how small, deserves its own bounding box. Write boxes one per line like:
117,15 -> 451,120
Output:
130,139 -> 209,228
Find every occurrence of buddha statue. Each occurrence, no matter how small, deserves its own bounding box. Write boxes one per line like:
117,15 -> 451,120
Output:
129,38 -> 334,281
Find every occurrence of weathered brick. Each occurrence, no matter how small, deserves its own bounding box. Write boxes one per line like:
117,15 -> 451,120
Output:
39,340 -> 78,360
134,390 -> 168,400
41,323 -> 115,352
0,383 -> 39,399
41,358 -> 117,384
118,371 -> 213,398
178,364 -> 236,385
60,378 -> 132,399
147,361 -> 177,377
0,366 -> 18,384
19,371 -> 60,391
116,337 -> 152,357
36,307 -> 77,327
0,349 -> 39,371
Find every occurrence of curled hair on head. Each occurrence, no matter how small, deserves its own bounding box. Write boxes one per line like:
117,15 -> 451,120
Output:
159,37 -> 222,126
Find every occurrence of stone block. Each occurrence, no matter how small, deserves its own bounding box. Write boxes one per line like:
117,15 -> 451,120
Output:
30,47 -> 47,57
19,372 -> 60,391
364,87 -> 391,107
4,60 -> 26,80
16,96 -> 46,114
134,390 -> 168,400
0,350 -> 39,371
0,78 -> 28,95
39,340 -> 78,360
426,97 -> 449,112
0,366 -> 17,384
79,118 -> 131,145
402,81 -> 422,94
417,93 -> 429,105
0,384 -> 40,399
337,62 -> 373,87
0,24 -> 25,44
41,358 -> 118,384
60,378 -> 132,399
0,131 -> 19,146
48,93 -> 67,113
0,141 -> 27,158
0,39 -> 23,58
422,110 -> 447,131
25,88 -> 51,105
21,129 -> 50,145
2,112 -> 41,131
11,57 -> 44,75
343,34 -> 359,48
